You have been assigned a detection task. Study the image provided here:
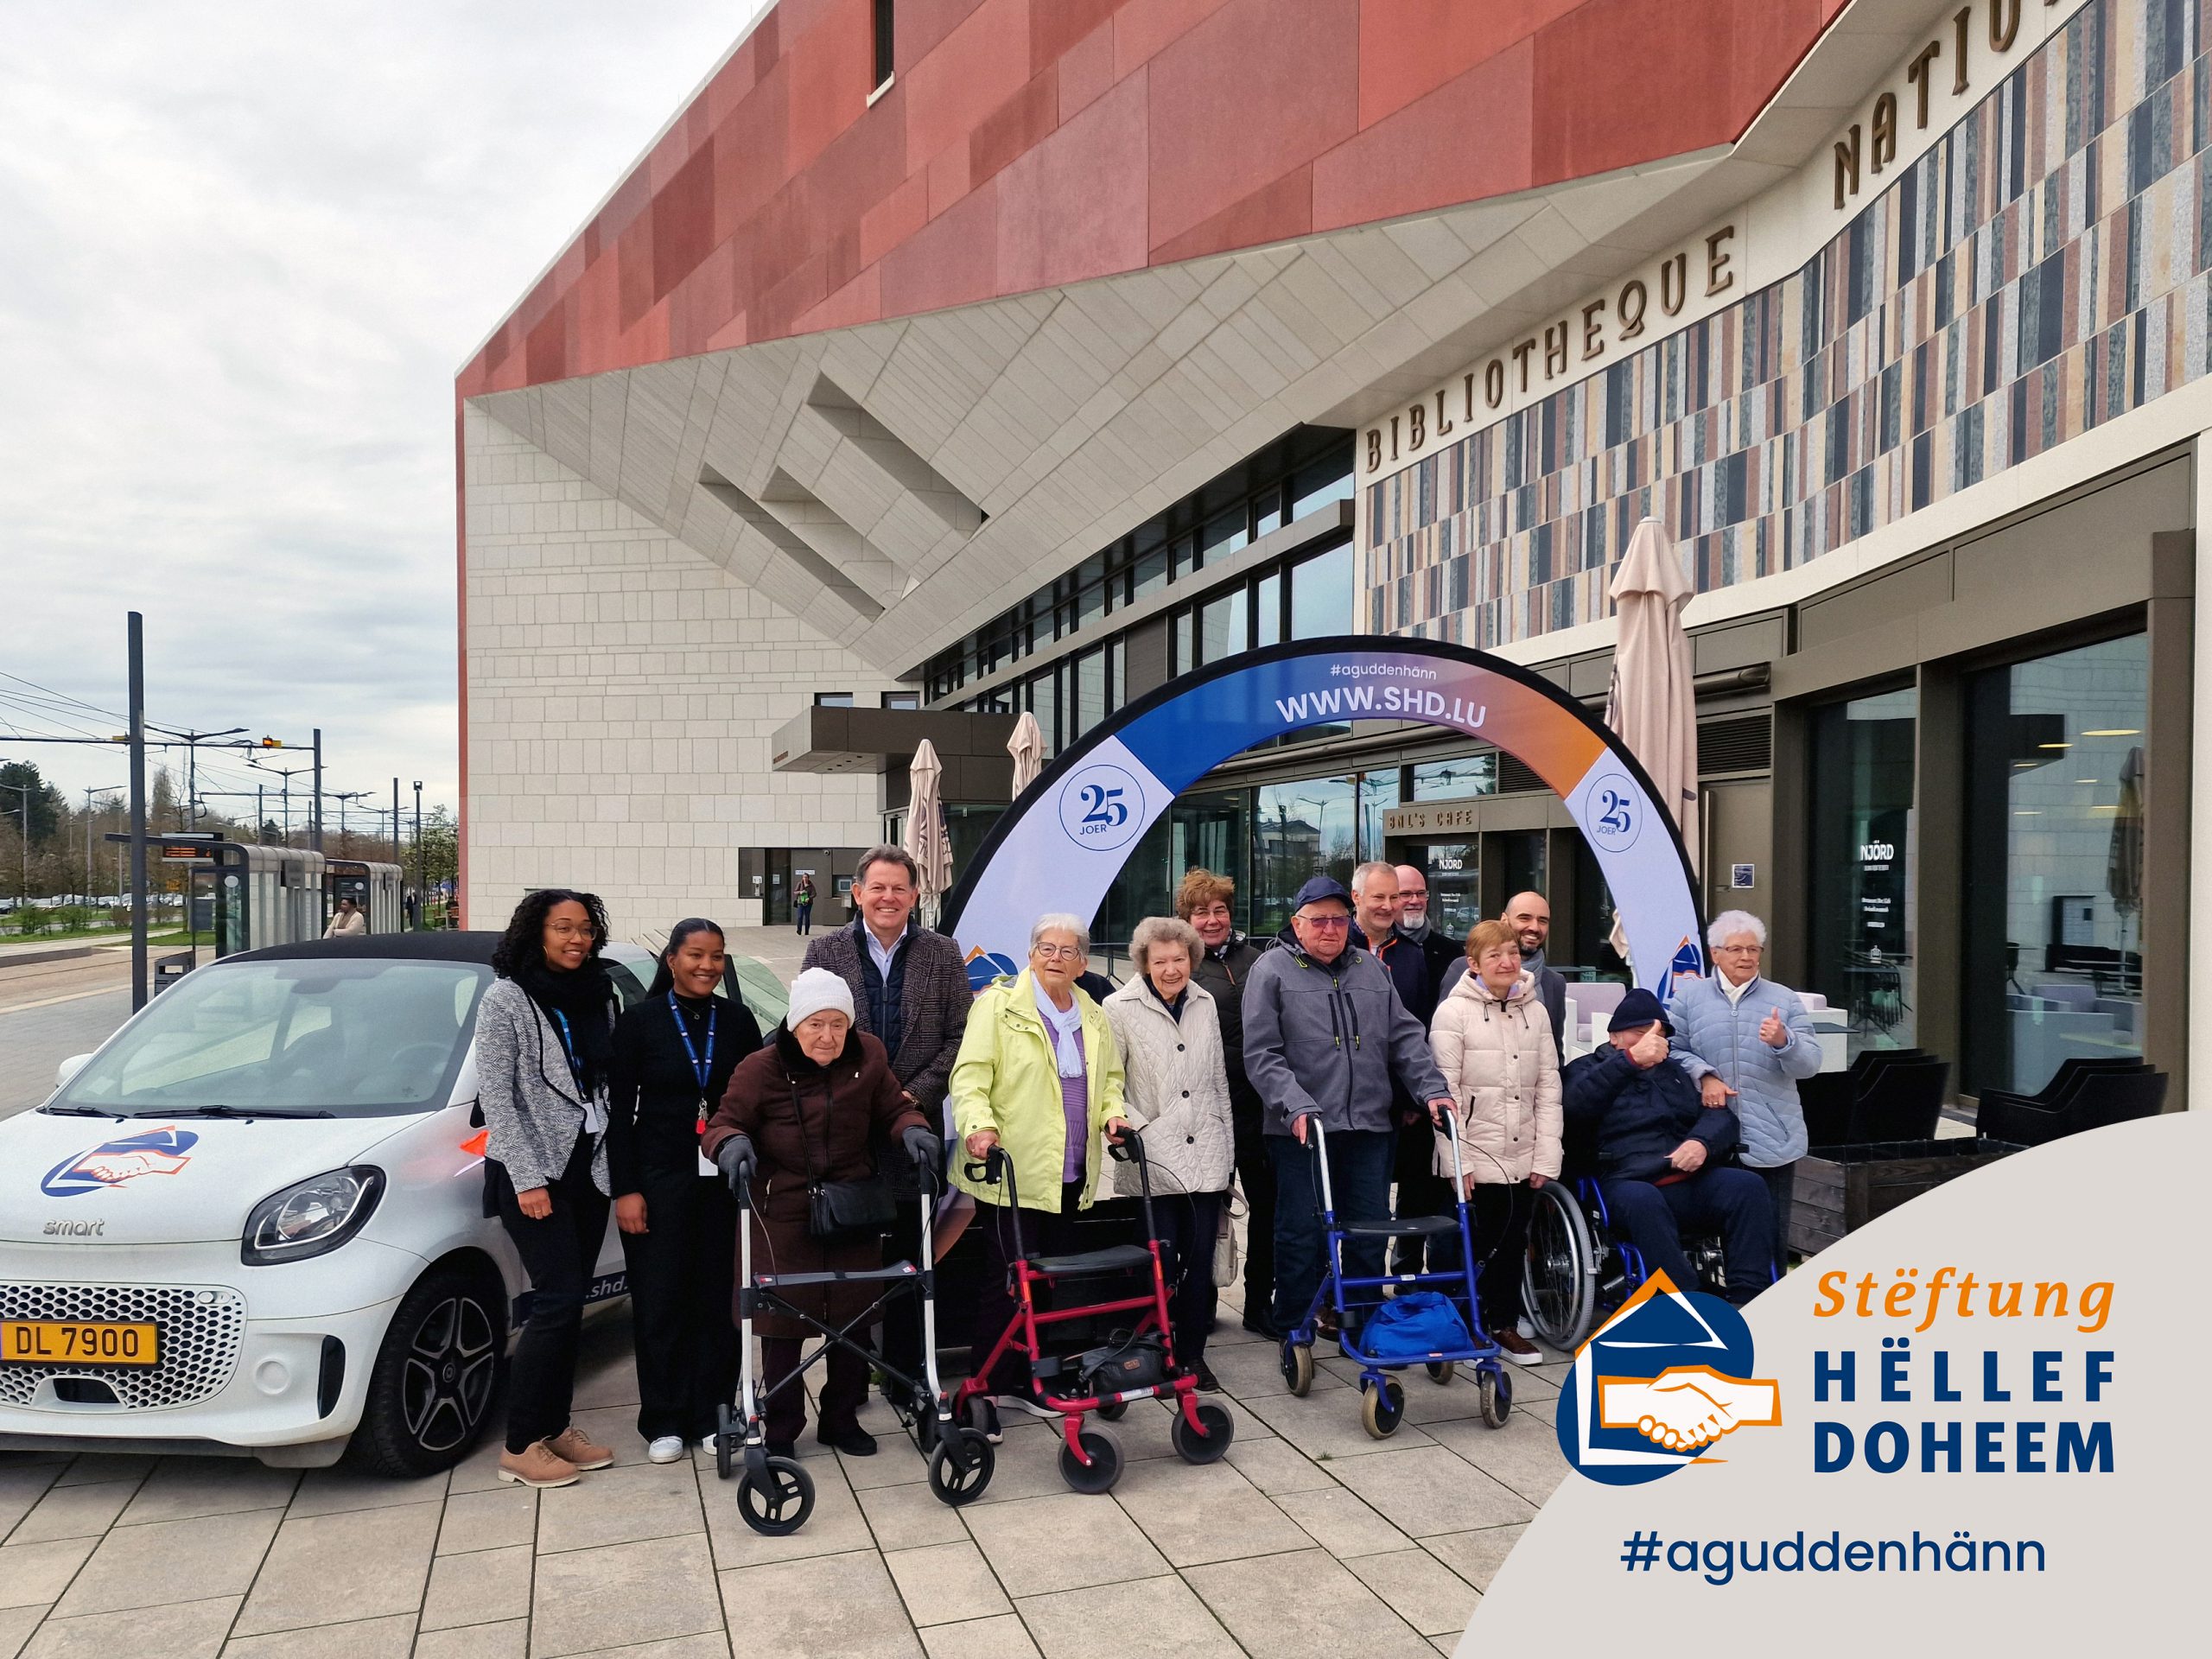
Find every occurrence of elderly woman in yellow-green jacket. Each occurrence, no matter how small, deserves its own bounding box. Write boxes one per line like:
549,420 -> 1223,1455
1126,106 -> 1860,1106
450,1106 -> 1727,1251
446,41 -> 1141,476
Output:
952,912 -> 1128,1431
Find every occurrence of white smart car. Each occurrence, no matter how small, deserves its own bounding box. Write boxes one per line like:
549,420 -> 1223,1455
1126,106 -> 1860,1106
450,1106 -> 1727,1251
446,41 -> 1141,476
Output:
0,932 -> 784,1475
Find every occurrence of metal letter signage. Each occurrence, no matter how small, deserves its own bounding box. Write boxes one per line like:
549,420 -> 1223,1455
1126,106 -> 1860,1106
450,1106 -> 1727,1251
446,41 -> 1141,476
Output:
944,638 -> 1706,998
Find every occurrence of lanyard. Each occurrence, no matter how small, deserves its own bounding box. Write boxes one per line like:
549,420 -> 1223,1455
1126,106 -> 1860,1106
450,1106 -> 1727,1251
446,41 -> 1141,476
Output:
549,1008 -> 585,1087
668,993 -> 717,1126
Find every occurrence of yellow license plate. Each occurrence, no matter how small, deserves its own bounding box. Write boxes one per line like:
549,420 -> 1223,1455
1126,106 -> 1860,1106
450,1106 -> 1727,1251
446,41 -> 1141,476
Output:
1,1319 -> 160,1367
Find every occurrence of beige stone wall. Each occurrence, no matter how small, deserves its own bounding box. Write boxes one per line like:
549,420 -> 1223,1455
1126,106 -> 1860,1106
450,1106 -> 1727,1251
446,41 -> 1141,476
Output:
460,407 -> 897,938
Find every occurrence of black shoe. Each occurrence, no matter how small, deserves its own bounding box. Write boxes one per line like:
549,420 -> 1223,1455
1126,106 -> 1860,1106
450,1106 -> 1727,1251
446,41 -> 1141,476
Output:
1240,1313 -> 1280,1340
1194,1364 -> 1222,1393
819,1426 -> 878,1457
765,1440 -> 797,1461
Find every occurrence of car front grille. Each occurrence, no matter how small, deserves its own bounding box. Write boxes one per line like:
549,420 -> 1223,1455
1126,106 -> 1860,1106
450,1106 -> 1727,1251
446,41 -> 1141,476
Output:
1,1282 -> 245,1410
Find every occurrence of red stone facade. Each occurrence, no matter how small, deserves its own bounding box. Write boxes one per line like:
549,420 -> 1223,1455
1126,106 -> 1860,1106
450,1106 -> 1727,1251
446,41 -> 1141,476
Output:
459,0 -> 1846,397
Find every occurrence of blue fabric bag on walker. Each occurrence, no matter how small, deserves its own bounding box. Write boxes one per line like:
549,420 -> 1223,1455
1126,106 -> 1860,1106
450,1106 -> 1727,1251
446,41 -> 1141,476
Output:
1360,1291 -> 1471,1358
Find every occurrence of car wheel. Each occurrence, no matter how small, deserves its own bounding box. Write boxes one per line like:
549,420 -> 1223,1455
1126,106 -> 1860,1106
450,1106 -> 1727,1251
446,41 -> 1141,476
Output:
346,1264 -> 503,1478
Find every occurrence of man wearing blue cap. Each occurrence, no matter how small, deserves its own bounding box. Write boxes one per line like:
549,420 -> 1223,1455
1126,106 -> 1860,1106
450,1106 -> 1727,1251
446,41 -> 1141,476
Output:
1560,988 -> 1774,1306
1243,874 -> 1453,1339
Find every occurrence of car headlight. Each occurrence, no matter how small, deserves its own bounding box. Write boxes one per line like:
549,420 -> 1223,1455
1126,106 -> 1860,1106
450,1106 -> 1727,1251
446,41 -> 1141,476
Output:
242,1166 -> 385,1266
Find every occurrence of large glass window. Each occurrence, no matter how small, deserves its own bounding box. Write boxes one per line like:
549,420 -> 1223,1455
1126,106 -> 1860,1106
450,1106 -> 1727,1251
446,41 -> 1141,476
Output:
1808,688 -> 1918,1056
1071,649 -> 1107,740
1252,775 -> 1357,935
1356,768 -> 1401,862
1411,753 -> 1497,800
1288,543 -> 1354,639
1290,453 -> 1354,520
1196,586 -> 1248,664
1029,669 -> 1060,757
1400,842 -> 1479,938
1961,635 -> 2147,1096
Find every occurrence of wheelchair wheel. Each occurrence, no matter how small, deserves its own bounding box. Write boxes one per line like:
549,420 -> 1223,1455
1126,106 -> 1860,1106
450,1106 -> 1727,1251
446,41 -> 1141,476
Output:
1170,1402 -> 1235,1465
713,1403 -> 736,1480
1425,1360 -> 1455,1385
1360,1376 -> 1406,1440
1057,1424 -> 1124,1494
1095,1398 -> 1128,1422
1478,1367 -> 1511,1429
927,1427 -> 996,1506
735,1455 -> 814,1535
1522,1178 -> 1599,1351
1281,1340 -> 1314,1397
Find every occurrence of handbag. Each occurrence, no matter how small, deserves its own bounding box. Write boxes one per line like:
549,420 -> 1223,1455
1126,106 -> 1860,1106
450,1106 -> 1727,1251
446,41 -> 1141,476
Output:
791,1081 -> 898,1243
1213,1189 -> 1244,1288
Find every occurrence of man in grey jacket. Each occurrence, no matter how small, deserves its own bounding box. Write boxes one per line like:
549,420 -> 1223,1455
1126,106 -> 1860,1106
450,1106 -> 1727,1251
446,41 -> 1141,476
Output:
1244,875 -> 1452,1338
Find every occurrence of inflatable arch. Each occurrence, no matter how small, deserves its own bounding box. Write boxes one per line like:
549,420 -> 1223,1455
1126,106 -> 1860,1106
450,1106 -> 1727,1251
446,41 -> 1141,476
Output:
943,637 -> 1706,997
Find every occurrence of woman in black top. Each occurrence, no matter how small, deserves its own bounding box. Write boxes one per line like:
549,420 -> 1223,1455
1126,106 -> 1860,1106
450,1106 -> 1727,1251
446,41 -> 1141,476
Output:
607,918 -> 763,1461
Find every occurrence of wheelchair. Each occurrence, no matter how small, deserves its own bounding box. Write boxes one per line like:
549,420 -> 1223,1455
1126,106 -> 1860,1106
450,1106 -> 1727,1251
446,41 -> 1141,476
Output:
1519,1170 -> 1732,1351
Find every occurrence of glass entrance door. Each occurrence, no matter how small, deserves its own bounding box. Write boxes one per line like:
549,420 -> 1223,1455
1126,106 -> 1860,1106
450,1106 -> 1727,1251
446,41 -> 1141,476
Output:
1808,688 -> 1917,1055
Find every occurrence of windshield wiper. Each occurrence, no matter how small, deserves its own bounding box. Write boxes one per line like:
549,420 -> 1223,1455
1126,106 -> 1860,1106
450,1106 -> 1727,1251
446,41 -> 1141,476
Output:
151,1104 -> 337,1121
41,1105 -> 124,1119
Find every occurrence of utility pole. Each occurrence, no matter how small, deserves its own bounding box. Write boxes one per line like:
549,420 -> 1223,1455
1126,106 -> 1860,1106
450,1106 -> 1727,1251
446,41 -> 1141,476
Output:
257,785 -> 265,842
412,780 -> 423,929
0,778 -> 29,911
84,785 -> 123,905
128,613 -> 148,1011
311,728 -> 323,852
391,778 -> 400,866
150,727 -> 246,831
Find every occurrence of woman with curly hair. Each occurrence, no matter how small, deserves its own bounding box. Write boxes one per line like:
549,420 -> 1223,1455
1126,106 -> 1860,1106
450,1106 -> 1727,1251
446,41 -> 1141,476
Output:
479,888 -> 621,1488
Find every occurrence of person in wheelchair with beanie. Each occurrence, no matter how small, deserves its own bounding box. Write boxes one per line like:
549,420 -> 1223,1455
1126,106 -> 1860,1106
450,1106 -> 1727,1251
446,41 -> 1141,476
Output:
1560,988 -> 1774,1307
702,968 -> 939,1459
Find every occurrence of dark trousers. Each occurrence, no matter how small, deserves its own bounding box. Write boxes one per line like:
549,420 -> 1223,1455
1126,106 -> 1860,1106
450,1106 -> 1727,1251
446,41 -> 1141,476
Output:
1269,1129 -> 1394,1334
496,1134 -> 610,1453
1388,1118 -> 1455,1276
1230,1091 -> 1276,1328
620,1160 -> 738,1443
1465,1182 -> 1535,1330
1152,1192 -> 1222,1370
969,1182 -> 1084,1396
795,906 -> 812,935
760,1335 -> 868,1446
1599,1167 -> 1776,1306
1752,1162 -> 1796,1262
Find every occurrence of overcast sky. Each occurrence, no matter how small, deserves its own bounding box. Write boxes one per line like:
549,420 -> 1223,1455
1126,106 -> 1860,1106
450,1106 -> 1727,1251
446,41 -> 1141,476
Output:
0,1 -> 768,829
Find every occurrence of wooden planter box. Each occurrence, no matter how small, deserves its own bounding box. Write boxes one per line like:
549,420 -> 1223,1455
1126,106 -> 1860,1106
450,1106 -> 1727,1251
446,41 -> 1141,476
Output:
1790,1138 -> 2023,1259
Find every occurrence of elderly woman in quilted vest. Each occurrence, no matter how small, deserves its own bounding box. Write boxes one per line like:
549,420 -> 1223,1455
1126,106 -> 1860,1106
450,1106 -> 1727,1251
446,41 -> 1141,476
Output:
1667,910 -> 1821,1261
1103,915 -> 1235,1390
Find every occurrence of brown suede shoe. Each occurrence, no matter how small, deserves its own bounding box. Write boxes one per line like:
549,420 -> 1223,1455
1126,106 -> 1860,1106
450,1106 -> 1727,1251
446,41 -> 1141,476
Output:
497,1440 -> 580,1489
545,1426 -> 615,1471
1495,1329 -> 1545,1366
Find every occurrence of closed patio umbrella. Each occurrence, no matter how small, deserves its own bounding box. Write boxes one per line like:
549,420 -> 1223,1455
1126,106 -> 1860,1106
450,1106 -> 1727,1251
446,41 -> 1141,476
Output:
1605,517 -> 1700,968
1007,709 -> 1045,797
904,739 -> 953,921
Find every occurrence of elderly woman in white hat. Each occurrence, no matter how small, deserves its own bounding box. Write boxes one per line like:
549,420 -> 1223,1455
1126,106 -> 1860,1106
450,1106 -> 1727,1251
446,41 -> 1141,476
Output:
702,967 -> 937,1459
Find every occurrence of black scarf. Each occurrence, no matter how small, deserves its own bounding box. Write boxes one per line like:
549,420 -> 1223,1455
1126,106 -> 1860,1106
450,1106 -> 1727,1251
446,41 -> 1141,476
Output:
1144,976 -> 1187,1023
513,956 -> 616,1095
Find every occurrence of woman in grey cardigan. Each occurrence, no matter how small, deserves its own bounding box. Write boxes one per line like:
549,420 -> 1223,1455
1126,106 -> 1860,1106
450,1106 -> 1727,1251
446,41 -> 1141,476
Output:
479,889 -> 620,1489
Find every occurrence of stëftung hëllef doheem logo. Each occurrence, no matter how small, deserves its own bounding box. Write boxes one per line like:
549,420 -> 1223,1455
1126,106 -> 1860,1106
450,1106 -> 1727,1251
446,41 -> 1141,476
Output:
1558,1274 -> 1781,1485
40,1127 -> 199,1199
1057,763 -> 1146,853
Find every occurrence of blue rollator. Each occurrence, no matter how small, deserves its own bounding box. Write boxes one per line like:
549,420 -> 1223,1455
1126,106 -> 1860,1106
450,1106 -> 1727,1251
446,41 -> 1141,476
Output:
1278,1109 -> 1511,1438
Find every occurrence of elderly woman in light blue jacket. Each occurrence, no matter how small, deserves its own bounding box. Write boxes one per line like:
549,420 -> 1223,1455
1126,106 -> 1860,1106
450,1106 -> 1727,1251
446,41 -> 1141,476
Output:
1669,911 -> 1821,1262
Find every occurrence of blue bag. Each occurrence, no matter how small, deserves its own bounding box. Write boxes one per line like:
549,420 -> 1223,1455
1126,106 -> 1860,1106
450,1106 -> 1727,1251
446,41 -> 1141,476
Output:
1359,1291 -> 1472,1359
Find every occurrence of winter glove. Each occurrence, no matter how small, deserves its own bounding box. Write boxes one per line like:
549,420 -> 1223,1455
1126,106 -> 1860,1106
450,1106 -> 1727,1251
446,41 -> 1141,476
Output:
714,1132 -> 757,1197
901,1123 -> 944,1171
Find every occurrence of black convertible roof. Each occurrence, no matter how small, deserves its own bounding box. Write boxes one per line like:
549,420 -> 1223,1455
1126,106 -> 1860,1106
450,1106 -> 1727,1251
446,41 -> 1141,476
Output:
230,931 -> 502,965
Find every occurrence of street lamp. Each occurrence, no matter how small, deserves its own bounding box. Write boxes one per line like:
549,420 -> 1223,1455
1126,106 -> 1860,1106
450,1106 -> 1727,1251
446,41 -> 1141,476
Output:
84,785 -> 124,906
411,782 -> 423,929
0,776 -> 30,915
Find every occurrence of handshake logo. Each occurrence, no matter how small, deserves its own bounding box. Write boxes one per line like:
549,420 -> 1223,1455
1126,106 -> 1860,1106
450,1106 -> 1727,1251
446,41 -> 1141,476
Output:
1557,1276 -> 1780,1486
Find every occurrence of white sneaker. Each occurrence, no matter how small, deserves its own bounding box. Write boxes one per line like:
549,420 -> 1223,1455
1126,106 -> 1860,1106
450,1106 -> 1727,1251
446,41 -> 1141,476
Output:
645,1435 -> 687,1464
699,1436 -> 720,1455
1516,1317 -> 1536,1341
995,1393 -> 1058,1421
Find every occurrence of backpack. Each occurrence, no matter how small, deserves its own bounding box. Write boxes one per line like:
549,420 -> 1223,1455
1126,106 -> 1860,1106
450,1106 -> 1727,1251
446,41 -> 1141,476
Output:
1359,1290 -> 1471,1359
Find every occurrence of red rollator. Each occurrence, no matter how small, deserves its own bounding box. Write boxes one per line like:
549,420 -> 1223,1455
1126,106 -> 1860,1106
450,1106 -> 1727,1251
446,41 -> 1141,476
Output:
953,1127 -> 1234,1494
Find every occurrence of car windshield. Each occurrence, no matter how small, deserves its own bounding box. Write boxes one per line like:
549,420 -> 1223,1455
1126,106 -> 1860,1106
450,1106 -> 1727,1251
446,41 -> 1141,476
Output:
53,957 -> 491,1119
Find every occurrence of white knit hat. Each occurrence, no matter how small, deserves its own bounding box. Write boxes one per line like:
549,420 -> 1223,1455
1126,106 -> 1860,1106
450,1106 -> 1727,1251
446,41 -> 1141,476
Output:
785,967 -> 855,1030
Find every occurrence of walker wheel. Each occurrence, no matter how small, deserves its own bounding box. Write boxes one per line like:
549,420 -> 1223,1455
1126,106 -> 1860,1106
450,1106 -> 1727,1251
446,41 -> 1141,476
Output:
963,1394 -> 1001,1444
1057,1423 -> 1125,1494
1094,1397 -> 1128,1422
1171,1402 -> 1236,1465
1360,1377 -> 1406,1440
1281,1341 -> 1314,1397
734,1455 -> 814,1535
714,1403 -> 736,1480
1425,1360 -> 1455,1385
927,1427 -> 996,1506
1478,1367 -> 1511,1429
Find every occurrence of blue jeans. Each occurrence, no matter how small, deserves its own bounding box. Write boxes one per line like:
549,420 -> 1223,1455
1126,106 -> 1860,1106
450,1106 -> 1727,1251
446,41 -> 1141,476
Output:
1268,1128 -> 1395,1333
1599,1167 -> 1776,1306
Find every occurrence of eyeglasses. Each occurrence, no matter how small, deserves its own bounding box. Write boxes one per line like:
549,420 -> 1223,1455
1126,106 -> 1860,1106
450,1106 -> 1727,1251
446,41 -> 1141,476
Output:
1714,943 -> 1764,956
1033,944 -> 1087,961
1296,914 -> 1351,931
545,921 -> 596,938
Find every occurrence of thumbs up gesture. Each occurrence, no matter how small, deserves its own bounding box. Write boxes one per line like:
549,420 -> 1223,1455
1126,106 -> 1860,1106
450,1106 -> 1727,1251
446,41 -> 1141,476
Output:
1759,1006 -> 1789,1048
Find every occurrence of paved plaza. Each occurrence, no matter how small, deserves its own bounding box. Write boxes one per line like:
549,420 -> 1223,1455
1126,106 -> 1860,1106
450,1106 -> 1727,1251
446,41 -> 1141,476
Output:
0,1281 -> 1567,1659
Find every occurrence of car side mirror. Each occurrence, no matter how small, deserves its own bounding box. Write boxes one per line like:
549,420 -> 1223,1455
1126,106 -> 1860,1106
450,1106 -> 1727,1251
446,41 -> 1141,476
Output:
55,1054 -> 92,1089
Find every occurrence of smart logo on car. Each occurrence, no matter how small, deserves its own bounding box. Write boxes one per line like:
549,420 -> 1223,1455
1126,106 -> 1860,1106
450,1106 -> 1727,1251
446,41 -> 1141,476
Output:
40,1127 -> 200,1199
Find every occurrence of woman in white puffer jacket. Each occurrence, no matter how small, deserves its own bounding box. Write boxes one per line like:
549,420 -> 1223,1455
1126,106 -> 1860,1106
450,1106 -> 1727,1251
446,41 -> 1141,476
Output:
1428,919 -> 1560,1363
1103,914 -> 1236,1388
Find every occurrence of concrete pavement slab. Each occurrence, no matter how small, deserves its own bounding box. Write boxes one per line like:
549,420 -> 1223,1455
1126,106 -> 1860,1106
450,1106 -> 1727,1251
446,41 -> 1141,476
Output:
1271,1485 -> 1413,1558
918,1613 -> 1040,1659
421,1541 -> 533,1630
17,1595 -> 238,1659
1419,1410 -> 1568,1506
562,1637 -> 730,1659
1220,1437 -> 1338,1495
413,1618 -> 529,1659
959,1491 -> 1170,1598
52,1509 -> 283,1616
115,1458 -> 297,1526
530,1533 -> 722,1658
1107,1457 -> 1312,1567
230,1499 -> 441,1637
536,1462 -> 703,1554
48,1457 -> 151,1491
1421,1522 -> 1527,1592
883,1539 -> 1011,1624
285,1467 -> 447,1519
1014,1575 -> 1243,1659
1179,1548 -> 1436,1659
219,1612 -> 415,1659
0,1606 -> 36,1659
715,1548 -> 921,1659
1323,1445 -> 1535,1538
1344,1548 -> 1480,1636
1236,1386 -> 1440,1460
0,1539 -> 92,1611
3,1481 -> 137,1547
857,1481 -> 969,1551
439,1484 -> 539,1554
699,1457 -> 874,1569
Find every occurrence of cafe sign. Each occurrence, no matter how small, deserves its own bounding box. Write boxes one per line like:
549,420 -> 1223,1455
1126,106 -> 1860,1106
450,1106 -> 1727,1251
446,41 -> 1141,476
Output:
1382,798 -> 1487,837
